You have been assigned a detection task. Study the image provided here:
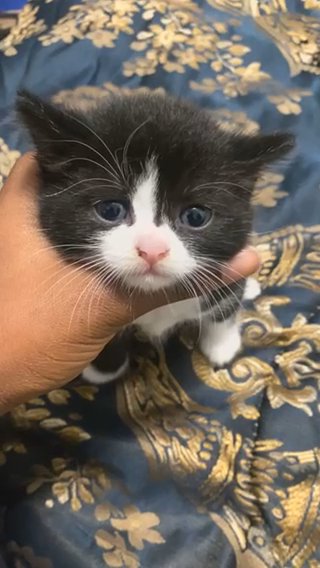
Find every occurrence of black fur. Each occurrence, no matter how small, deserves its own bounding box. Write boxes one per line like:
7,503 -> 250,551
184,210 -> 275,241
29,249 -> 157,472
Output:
17,90 -> 294,266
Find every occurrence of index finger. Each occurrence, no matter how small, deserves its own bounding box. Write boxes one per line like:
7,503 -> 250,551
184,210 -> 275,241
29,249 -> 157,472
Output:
1,153 -> 38,199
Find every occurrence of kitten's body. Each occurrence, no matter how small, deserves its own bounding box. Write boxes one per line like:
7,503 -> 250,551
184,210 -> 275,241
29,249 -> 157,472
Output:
17,91 -> 293,383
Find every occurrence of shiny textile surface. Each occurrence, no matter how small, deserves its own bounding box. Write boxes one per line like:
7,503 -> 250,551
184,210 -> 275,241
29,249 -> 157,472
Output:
1,1 -> 320,567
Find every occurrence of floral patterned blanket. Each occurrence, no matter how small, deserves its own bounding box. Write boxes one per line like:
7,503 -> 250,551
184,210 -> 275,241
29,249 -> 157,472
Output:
1,1 -> 320,567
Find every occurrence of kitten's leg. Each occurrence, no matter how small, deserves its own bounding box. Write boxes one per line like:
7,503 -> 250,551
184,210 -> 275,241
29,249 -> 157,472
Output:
199,316 -> 241,368
82,334 -> 129,384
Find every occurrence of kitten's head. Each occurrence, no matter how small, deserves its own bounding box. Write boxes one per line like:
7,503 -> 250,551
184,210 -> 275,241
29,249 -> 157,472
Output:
17,90 -> 293,293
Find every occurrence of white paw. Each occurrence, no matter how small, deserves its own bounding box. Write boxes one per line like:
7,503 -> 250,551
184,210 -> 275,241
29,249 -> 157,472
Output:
201,326 -> 241,367
243,277 -> 261,301
82,358 -> 129,384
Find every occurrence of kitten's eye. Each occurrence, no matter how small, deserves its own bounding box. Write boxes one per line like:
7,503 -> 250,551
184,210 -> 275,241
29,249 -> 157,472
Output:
95,200 -> 129,224
180,206 -> 212,228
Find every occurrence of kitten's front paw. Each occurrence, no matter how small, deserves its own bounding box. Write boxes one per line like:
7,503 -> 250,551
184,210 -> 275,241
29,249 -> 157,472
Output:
200,324 -> 241,368
243,277 -> 261,301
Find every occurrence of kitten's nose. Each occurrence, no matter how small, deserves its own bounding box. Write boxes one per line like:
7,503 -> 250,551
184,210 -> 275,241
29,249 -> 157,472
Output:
136,234 -> 169,267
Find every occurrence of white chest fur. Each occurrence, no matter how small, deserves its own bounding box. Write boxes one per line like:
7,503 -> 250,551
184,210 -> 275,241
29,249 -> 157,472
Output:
135,297 -> 201,338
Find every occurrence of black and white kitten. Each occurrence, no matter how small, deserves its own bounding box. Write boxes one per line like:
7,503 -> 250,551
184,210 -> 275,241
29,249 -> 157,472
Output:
17,90 -> 293,384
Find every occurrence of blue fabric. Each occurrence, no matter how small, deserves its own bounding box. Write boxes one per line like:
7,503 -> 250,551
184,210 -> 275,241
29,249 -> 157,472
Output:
0,1 -> 27,11
1,1 -> 320,567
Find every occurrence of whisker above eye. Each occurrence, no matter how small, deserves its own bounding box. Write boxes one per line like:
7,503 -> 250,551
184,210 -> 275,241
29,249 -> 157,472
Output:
46,177 -> 117,198
52,156 -> 124,188
59,109 -> 126,184
121,119 -> 150,178
41,137 -> 122,185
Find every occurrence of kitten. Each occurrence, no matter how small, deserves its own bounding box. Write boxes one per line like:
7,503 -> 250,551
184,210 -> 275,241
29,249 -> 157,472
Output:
17,90 -> 293,384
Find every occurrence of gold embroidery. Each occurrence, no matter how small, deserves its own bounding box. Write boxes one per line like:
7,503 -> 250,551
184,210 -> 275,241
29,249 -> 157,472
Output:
209,446 -> 320,567
254,225 -> 320,291
0,138 -> 20,189
252,172 -> 287,208
210,108 -> 260,134
9,384 -> 98,443
0,4 -> 46,56
267,88 -> 312,115
40,0 -> 138,47
0,439 -> 26,466
207,0 -> 288,17
26,454 -> 165,567
303,0 -> 320,9
27,458 -> 110,511
52,82 -> 166,111
95,531 -> 140,568
110,506 -> 165,550
189,291 -> 320,416
7,542 -> 53,568
95,509 -> 165,568
208,0 -> 320,77
256,13 -> 320,77
190,62 -> 271,99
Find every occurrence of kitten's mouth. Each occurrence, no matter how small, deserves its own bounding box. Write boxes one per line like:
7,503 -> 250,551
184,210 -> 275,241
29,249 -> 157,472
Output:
125,269 -> 177,292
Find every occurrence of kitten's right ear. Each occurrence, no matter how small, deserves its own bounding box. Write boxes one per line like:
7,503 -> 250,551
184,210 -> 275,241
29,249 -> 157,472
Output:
16,90 -> 83,172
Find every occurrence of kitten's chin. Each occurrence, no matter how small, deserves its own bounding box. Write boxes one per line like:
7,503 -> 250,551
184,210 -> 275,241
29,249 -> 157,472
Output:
125,273 -> 177,293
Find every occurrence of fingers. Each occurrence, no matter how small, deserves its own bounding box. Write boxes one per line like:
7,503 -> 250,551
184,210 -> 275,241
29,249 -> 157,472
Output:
222,247 -> 260,284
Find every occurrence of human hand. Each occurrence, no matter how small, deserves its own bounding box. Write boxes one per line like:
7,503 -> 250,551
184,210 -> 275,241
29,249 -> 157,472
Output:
0,154 -> 259,412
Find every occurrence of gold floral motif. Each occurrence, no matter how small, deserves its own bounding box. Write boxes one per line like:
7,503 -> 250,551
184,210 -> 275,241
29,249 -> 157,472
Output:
192,74 -> 311,114
0,4 -> 46,56
95,505 -> 165,568
27,458 -> 110,511
39,0 -> 138,47
267,88 -> 312,115
0,138 -> 20,189
6,542 -> 53,568
123,0 -> 265,89
190,62 -> 271,99
117,341 -> 320,565
192,318 -> 318,420
52,82 -> 165,111
254,225 -> 320,291
0,439 -> 26,466
210,446 -> 320,567
9,384 -> 98,443
95,530 -> 140,568
252,172 -> 287,207
303,0 -> 320,9
111,506 -> 165,550
207,0 -> 288,17
208,0 -> 320,77
26,455 -> 165,566
118,348 -> 221,479
210,108 -> 260,134
255,13 -> 320,76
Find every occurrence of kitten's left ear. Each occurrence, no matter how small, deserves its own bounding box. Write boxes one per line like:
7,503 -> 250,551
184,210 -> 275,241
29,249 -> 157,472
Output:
16,90 -> 89,176
231,131 -> 295,170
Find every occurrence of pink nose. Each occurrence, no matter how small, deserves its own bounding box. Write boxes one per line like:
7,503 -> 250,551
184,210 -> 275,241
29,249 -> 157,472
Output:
136,234 -> 169,266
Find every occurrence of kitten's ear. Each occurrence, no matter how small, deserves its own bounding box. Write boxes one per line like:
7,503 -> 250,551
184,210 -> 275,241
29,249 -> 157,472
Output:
231,131 -> 295,170
16,90 -> 84,173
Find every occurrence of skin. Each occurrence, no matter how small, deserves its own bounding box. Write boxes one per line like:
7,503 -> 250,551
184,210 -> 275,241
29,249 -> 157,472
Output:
0,154 -> 260,413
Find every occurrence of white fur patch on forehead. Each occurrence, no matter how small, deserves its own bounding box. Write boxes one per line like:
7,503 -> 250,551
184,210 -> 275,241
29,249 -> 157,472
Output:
132,160 -> 158,224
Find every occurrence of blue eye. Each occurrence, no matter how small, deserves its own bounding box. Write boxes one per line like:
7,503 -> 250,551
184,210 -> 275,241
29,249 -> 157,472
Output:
95,200 -> 129,224
180,206 -> 212,228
